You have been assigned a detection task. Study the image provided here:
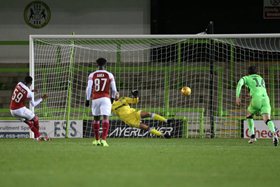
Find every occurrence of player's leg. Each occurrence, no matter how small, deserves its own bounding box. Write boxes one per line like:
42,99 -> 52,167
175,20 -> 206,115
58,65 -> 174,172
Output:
125,111 -> 171,139
100,115 -> 109,147
262,115 -> 278,146
24,118 -> 41,139
246,114 -> 256,144
138,123 -> 170,138
99,98 -> 112,147
92,116 -> 101,145
31,115 -> 49,141
125,111 -> 164,138
139,123 -> 162,136
264,118 -> 278,146
138,111 -> 170,138
30,116 -> 42,139
140,111 -> 168,123
261,98 -> 278,146
11,107 -> 42,139
91,99 -> 101,145
247,101 -> 258,144
263,114 -> 276,133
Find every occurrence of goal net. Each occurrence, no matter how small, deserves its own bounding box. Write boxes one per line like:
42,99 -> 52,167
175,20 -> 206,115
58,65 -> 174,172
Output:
30,34 -> 280,138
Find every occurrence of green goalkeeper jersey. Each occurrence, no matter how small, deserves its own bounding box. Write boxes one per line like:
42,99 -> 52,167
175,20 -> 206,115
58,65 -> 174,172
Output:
236,74 -> 268,98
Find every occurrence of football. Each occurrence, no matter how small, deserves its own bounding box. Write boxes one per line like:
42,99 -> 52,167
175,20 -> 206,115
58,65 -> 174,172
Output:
181,86 -> 191,96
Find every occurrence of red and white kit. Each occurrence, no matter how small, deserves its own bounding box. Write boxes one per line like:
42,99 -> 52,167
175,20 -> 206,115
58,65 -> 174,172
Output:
86,70 -> 117,116
10,82 -> 42,120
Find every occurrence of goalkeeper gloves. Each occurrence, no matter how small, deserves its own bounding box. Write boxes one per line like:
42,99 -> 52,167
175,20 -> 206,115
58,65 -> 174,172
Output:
131,89 -> 139,98
85,100 -> 90,107
111,98 -> 115,104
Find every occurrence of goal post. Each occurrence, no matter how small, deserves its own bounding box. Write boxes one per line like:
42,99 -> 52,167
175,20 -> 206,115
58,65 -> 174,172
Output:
29,34 -> 280,138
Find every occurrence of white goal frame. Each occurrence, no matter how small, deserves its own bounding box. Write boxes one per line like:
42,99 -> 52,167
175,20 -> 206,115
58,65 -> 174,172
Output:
29,34 -> 280,138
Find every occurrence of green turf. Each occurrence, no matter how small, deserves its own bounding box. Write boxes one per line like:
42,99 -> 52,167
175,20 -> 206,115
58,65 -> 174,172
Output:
0,138 -> 279,187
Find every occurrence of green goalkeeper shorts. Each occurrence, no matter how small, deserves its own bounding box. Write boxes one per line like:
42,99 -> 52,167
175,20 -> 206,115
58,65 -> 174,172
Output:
248,95 -> 271,115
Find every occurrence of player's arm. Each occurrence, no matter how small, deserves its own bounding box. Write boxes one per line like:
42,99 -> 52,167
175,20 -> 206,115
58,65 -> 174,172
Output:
125,97 -> 139,104
126,89 -> 139,104
131,89 -> 138,98
236,77 -> 245,106
28,90 -> 47,107
85,77 -> 93,107
110,76 -> 117,103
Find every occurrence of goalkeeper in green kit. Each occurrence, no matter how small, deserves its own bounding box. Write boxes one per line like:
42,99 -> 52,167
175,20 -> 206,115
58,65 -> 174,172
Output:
236,65 -> 279,146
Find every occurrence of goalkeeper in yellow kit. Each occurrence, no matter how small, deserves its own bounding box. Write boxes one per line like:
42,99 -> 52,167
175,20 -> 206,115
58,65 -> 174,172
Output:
112,90 -> 171,138
236,65 -> 278,146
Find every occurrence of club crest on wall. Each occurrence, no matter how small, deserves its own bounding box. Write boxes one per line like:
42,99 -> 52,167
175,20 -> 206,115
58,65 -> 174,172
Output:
24,1 -> 51,29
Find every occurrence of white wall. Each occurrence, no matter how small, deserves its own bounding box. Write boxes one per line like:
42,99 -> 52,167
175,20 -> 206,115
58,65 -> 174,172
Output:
0,0 -> 151,62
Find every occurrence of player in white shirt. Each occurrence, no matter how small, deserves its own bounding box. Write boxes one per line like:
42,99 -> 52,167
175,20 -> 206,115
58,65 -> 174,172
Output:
85,58 -> 117,146
10,76 -> 48,141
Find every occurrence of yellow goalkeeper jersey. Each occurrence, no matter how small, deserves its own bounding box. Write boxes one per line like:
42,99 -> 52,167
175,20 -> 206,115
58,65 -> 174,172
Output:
112,97 -> 141,127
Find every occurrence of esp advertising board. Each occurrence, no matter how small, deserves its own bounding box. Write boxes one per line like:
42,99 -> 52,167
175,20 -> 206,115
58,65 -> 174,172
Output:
0,120 -> 83,138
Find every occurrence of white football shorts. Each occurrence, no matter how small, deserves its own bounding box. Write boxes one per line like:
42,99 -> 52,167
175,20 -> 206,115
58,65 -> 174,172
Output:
10,107 -> 35,121
91,97 -> 112,116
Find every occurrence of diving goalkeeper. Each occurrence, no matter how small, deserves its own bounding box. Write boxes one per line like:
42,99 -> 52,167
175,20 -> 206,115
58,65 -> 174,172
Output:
112,90 -> 171,138
236,65 -> 278,146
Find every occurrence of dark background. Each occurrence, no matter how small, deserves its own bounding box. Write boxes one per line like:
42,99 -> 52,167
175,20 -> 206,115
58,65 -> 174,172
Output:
151,0 -> 280,34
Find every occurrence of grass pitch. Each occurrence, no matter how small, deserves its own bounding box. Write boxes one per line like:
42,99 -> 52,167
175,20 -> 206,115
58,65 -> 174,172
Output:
0,138 -> 279,187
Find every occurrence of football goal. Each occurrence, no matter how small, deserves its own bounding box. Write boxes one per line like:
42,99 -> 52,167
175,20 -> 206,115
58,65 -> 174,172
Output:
30,34 -> 280,138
